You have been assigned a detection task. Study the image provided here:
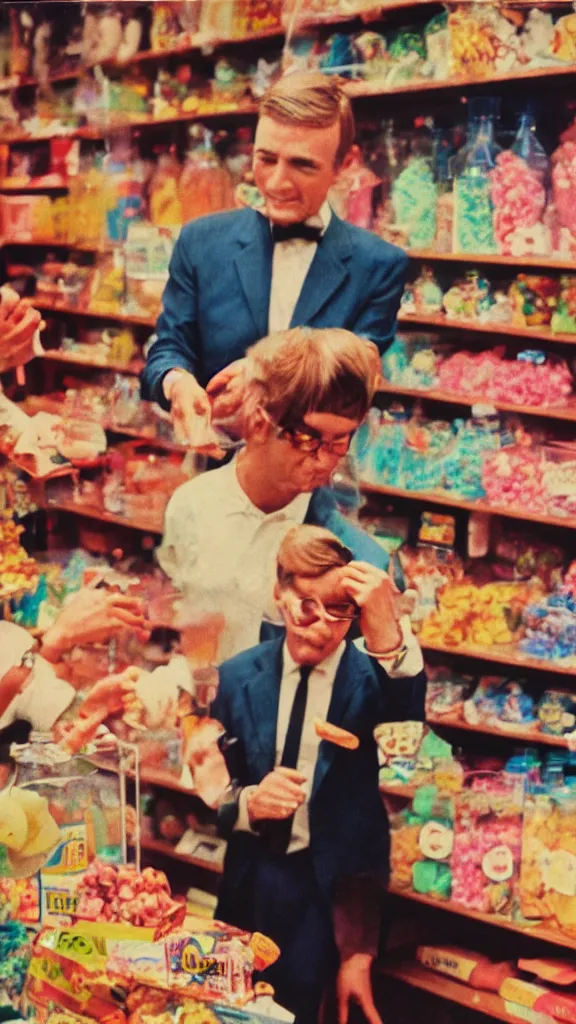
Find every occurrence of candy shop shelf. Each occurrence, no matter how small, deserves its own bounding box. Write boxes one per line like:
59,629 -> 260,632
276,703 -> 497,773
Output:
360,481 -> 576,532
397,314 -> 576,347
1,238 -> 114,253
41,498 -> 163,534
41,350 -> 145,375
407,250 -> 576,272
0,183 -> 70,193
141,837 -> 223,875
0,126 -> 104,145
420,639 -> 576,677
379,960 -> 523,1024
426,712 -> 576,750
376,381 -> 576,424
389,888 -> 576,952
34,300 -> 157,329
344,61 -> 576,100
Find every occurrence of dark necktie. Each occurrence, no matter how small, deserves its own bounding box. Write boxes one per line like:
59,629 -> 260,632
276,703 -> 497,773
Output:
271,222 -> 323,244
264,665 -> 312,856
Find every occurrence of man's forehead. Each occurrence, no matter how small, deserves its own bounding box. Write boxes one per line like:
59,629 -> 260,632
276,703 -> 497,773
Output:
293,567 -> 348,601
255,115 -> 339,157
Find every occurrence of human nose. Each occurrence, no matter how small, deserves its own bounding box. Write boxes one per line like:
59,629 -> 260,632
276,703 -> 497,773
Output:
313,444 -> 339,467
266,159 -> 293,193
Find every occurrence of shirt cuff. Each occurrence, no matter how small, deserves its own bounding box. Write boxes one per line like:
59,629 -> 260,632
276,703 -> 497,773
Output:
234,786 -> 258,834
162,368 -> 187,401
355,616 -> 424,678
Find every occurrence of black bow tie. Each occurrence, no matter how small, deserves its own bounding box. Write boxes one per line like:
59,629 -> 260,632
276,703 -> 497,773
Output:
271,221 -> 323,244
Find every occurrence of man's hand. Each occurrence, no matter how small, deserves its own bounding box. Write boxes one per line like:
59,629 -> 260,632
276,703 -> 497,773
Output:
41,589 -> 150,662
79,667 -> 140,718
340,561 -> 403,655
246,766 -> 306,822
0,287 -> 43,372
206,358 -> 246,424
337,954 -> 383,1024
168,369 -> 225,459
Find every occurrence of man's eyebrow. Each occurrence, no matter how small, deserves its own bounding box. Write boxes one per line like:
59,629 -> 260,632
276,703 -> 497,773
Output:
255,147 -> 278,157
290,156 -> 321,169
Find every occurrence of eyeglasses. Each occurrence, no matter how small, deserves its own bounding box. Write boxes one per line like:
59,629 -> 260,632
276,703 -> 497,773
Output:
276,424 -> 353,456
260,406 -> 353,456
283,592 -> 360,626
20,650 -> 35,671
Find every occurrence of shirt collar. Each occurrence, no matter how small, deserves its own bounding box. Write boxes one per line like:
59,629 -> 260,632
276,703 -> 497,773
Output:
282,639 -> 346,681
265,201 -> 332,238
224,456 -> 310,523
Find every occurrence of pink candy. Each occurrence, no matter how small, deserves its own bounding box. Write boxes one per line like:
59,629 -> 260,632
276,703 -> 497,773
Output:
482,447 -> 548,512
553,140 -> 576,237
490,151 -> 546,256
452,775 -> 523,915
437,350 -> 573,407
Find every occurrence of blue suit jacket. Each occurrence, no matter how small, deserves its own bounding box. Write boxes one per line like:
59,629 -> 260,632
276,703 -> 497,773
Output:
142,207 -> 409,406
212,637 -> 426,908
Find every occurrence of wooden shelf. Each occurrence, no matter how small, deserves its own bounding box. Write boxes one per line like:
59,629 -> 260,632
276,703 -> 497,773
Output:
407,250 -> 576,272
42,350 -> 144,375
379,960 -> 524,1024
427,711 -> 576,749
2,238 -> 112,252
398,313 -> 576,347
420,639 -> 576,677
377,381 -> 576,423
390,887 -> 576,951
42,498 -> 163,534
34,300 -> 157,328
0,183 -> 69,192
141,836 -> 223,875
361,480 -> 576,532
344,61 -> 576,100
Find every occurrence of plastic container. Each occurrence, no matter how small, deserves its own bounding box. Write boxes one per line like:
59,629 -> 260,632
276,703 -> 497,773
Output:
453,100 -> 501,254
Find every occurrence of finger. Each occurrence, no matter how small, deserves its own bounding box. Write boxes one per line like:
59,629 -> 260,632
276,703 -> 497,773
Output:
109,609 -> 148,630
107,594 -> 146,612
268,779 -> 306,802
2,310 -> 42,349
359,990 -> 384,1024
338,988 -> 349,1024
206,368 -> 236,395
275,766 -> 308,783
194,443 -> 226,460
210,391 -> 243,419
0,286 -> 21,318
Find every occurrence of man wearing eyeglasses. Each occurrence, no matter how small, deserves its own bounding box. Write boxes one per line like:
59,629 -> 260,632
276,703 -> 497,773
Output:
158,326 -> 391,662
210,524 -> 425,1024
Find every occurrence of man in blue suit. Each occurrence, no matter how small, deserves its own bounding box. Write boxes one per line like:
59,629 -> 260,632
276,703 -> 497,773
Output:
211,524 -> 426,1024
141,71 -> 408,451
158,326 -> 395,663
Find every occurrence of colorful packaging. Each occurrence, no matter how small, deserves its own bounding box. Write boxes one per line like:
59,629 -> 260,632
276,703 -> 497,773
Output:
451,772 -> 524,917
520,787 -> 576,935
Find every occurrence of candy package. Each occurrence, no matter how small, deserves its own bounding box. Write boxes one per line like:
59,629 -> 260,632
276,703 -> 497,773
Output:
390,783 -> 455,900
451,771 -> 524,917
520,787 -> 576,934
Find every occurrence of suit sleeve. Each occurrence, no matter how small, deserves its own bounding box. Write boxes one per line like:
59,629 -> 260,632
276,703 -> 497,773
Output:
211,668 -> 246,839
333,875 -> 384,960
351,249 -> 409,355
141,230 -> 200,408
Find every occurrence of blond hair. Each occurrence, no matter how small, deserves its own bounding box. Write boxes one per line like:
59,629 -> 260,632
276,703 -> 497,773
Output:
277,525 -> 352,586
259,71 -> 355,167
244,326 -> 377,427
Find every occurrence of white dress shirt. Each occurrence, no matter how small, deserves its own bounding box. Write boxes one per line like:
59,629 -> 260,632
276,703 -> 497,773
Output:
268,203 -> 332,335
158,458 -> 310,662
0,656 -> 74,733
236,632 -> 424,852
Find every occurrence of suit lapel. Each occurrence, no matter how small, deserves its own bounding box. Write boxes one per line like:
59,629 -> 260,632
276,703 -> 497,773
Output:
290,214 -> 352,327
312,643 -> 360,798
242,637 -> 284,779
233,210 -> 273,338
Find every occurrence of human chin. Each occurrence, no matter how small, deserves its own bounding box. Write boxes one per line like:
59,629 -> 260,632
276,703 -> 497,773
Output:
265,197 -> 304,224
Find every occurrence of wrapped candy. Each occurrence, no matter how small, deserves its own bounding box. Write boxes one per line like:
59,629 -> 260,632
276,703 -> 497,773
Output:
452,772 -> 524,916
552,136 -> 576,240
490,151 -> 547,257
520,785 -> 576,934
437,350 -> 573,408
390,784 -> 455,900
391,153 -> 437,249
552,277 -> 576,335
509,275 -> 560,327
76,860 -> 184,932
442,271 -> 493,321
482,446 -> 548,513
419,580 -> 534,649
